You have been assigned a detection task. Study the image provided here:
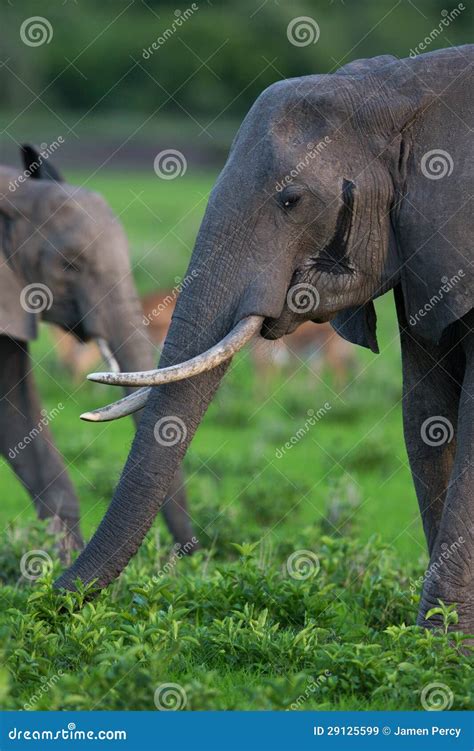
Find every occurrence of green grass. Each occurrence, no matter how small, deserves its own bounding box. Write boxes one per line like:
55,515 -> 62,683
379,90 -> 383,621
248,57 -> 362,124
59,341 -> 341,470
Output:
0,170 -> 472,711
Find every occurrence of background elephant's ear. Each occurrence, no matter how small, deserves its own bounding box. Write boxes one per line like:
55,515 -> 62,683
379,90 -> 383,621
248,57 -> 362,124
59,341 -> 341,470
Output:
20,144 -> 64,182
330,301 -> 379,354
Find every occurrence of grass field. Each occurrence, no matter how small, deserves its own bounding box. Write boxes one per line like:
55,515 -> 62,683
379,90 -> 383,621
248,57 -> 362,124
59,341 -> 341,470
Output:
0,170 -> 472,711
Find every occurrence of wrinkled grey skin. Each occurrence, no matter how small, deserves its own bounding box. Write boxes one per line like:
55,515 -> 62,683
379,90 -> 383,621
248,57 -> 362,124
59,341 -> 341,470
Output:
57,48 -> 473,636
0,147 -> 196,553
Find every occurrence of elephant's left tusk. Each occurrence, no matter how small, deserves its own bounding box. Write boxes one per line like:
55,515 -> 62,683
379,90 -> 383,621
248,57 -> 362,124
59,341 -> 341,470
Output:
87,315 -> 264,387
81,386 -> 150,422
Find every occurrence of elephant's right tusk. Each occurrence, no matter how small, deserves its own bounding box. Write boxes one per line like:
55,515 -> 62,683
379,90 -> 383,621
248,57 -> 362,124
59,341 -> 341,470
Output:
87,315 -> 264,387
80,386 -> 150,422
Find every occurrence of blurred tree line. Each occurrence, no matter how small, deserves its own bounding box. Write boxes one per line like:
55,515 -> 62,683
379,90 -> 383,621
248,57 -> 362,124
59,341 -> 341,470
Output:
1,0 -> 471,122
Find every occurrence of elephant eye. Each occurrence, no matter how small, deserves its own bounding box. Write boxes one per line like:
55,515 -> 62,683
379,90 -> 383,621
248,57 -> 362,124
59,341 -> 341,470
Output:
279,189 -> 302,210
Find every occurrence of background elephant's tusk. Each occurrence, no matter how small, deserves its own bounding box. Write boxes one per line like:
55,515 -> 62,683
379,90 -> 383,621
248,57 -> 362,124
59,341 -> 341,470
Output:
87,315 -> 264,387
96,338 -> 120,373
80,386 -> 150,422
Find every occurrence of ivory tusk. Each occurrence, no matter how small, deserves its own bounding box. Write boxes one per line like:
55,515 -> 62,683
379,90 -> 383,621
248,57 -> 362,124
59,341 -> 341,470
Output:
80,386 -> 150,422
96,338 -> 120,373
87,315 -> 264,388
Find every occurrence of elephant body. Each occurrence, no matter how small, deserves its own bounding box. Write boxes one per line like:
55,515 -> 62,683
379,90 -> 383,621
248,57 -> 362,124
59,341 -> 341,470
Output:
57,48 -> 473,636
0,150 -> 196,554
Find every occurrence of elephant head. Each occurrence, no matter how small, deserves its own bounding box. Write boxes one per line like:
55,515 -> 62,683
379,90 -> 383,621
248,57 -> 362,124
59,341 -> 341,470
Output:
56,49 -> 473,590
0,145 -> 154,378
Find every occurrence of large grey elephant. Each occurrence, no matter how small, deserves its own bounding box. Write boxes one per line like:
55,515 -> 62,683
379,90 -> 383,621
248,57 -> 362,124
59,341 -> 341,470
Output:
57,48 -> 473,635
0,147 -> 196,553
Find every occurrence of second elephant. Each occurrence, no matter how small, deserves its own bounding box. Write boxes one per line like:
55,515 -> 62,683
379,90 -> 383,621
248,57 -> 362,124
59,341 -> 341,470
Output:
0,146 -> 197,554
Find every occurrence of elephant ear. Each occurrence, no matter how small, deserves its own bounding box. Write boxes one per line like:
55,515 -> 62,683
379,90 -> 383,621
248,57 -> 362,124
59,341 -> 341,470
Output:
330,302 -> 379,354
0,208 -> 37,341
394,67 -> 472,343
20,144 -> 64,182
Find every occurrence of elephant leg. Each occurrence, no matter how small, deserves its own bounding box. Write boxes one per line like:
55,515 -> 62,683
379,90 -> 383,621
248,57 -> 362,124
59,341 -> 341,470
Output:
417,320 -> 473,635
160,468 -> 200,552
396,289 -> 461,555
0,337 -> 83,552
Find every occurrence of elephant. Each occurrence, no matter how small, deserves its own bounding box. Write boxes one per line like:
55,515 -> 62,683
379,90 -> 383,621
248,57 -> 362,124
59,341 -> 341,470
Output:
0,146 -> 197,554
56,47 -> 473,636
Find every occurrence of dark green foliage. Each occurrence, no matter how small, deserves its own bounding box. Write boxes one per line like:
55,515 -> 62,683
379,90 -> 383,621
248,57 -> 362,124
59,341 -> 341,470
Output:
0,522 -> 472,710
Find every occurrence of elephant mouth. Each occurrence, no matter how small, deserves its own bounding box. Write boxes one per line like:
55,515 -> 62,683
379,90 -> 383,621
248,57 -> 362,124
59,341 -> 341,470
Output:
261,312 -> 299,340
